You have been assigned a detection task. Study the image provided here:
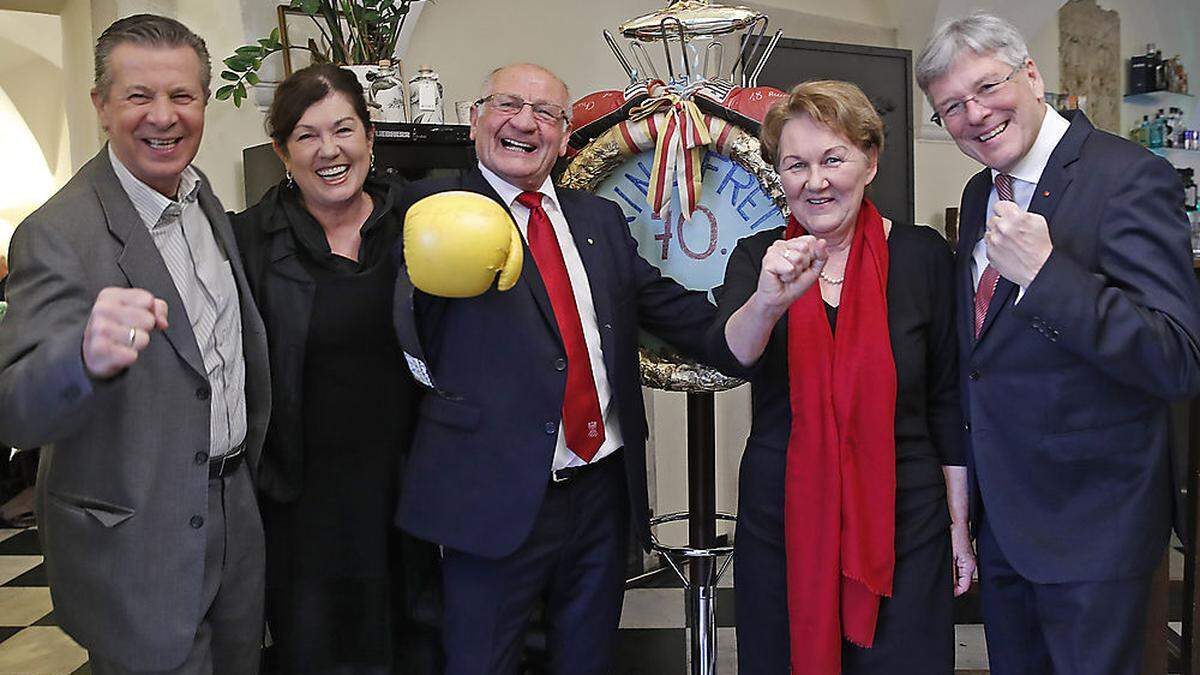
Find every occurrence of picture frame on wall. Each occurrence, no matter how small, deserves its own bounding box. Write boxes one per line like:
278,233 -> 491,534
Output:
276,5 -> 325,76
748,37 -> 916,226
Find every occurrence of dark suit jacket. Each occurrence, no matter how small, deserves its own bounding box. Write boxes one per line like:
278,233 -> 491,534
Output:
0,148 -> 270,669
958,111 -> 1200,583
393,167 -> 715,559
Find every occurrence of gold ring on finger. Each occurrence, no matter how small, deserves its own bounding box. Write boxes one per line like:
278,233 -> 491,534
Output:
128,327 -> 137,347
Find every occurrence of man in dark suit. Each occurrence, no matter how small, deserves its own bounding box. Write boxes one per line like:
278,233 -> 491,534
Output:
0,15 -> 269,674
917,13 -> 1200,673
393,63 -> 715,674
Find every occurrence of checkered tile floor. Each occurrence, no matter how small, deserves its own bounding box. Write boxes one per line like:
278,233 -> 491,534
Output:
0,524 -> 1184,674
0,528 -> 89,675
616,562 -> 993,674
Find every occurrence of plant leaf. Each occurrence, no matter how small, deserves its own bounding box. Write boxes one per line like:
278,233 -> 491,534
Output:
246,72 -> 261,86
220,70 -> 240,81
215,84 -> 235,101
235,45 -> 263,58
223,56 -> 251,72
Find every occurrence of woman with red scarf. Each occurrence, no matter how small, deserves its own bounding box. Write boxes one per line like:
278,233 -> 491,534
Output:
709,80 -> 975,674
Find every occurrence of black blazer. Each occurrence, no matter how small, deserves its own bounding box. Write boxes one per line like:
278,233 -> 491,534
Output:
230,178 -> 403,501
958,111 -> 1200,583
392,167 -> 716,559
707,222 -> 964,553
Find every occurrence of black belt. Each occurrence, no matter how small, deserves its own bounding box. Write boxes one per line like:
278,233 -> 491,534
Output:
551,448 -> 622,484
209,443 -> 246,480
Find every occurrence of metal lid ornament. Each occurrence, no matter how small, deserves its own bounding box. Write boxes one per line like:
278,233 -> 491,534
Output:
620,0 -> 763,41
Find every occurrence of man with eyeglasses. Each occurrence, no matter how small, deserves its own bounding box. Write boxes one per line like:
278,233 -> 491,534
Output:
392,63 -> 715,674
918,13 -> 1200,674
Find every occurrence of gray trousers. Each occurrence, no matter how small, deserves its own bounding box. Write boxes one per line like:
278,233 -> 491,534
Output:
90,463 -> 265,675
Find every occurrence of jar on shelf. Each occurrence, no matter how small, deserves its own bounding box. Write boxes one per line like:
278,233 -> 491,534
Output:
409,65 -> 445,124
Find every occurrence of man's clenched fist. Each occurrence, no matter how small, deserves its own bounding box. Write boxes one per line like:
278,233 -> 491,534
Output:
82,287 -> 169,379
985,200 -> 1053,288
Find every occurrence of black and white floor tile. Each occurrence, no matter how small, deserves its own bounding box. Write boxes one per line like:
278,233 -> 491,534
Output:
616,559 -> 999,674
0,526 -> 1183,674
0,528 -> 88,674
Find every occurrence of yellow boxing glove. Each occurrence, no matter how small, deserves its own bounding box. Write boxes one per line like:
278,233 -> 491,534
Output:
404,191 -> 524,298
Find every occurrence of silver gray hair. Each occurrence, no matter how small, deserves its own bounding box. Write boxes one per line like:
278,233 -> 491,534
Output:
477,64 -> 573,124
94,14 -> 212,100
915,12 -> 1029,94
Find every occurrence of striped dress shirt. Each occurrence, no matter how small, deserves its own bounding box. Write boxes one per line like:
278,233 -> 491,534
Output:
108,146 -> 247,457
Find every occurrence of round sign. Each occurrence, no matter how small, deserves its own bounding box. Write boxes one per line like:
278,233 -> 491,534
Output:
594,148 -> 785,292
560,114 -> 786,391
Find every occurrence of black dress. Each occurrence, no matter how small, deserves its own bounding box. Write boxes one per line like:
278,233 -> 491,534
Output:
707,222 -> 964,675
232,180 -> 438,674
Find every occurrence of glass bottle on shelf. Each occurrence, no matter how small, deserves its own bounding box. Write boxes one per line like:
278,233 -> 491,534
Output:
1165,107 -> 1178,148
1181,168 -> 1197,208
1149,110 -> 1165,148
1134,115 -> 1150,146
408,65 -> 445,124
1129,117 -> 1144,144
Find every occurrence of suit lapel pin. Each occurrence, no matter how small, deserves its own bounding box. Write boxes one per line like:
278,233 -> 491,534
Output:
1042,190 -> 1051,197
587,237 -> 594,245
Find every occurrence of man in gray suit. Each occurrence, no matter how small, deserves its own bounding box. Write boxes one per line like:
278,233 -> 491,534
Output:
0,15 -> 269,674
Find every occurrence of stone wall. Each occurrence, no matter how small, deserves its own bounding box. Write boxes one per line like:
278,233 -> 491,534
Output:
1059,0 -> 1120,133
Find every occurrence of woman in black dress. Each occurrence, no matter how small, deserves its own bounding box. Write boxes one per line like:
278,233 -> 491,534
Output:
232,64 -> 437,674
708,80 -> 975,674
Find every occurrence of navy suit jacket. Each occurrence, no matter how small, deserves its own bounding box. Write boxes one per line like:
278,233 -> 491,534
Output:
393,168 -> 715,559
958,111 -> 1200,583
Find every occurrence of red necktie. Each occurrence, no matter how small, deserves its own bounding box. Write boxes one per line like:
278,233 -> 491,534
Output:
517,191 -> 605,462
974,173 -> 1014,340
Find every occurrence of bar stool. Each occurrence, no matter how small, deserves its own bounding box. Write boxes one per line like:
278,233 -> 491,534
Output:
649,511 -> 737,675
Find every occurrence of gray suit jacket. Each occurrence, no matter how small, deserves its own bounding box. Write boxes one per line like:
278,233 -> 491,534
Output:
0,148 -> 270,670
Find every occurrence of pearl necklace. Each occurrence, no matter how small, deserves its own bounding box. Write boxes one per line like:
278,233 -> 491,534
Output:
819,269 -> 845,285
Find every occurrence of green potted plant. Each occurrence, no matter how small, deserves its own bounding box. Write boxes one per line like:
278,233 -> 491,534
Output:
217,0 -> 416,108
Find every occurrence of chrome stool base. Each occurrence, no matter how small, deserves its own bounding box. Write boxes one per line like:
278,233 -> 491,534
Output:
649,511 -> 737,675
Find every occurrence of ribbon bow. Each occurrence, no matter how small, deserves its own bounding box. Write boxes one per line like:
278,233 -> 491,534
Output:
628,89 -> 712,221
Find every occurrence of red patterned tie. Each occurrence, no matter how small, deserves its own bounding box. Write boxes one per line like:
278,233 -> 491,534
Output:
517,191 -> 605,462
974,173 -> 1014,340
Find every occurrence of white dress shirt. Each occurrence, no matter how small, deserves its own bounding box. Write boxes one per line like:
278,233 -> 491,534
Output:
972,104 -> 1071,303
477,163 -> 625,471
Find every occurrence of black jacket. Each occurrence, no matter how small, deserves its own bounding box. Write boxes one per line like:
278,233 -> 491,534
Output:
230,176 -> 404,500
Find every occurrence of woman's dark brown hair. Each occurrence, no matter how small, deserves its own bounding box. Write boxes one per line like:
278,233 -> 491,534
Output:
266,63 -> 372,147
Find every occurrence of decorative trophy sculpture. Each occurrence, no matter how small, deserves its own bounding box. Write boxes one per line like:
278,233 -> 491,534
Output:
558,3 -> 787,673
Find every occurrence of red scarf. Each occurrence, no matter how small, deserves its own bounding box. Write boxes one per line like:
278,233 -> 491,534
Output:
784,199 -> 897,673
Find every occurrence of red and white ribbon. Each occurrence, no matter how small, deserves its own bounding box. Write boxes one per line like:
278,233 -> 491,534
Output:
627,84 -> 713,221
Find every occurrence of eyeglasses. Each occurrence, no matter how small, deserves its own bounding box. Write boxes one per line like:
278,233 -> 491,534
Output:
475,93 -> 569,125
930,63 -> 1024,126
